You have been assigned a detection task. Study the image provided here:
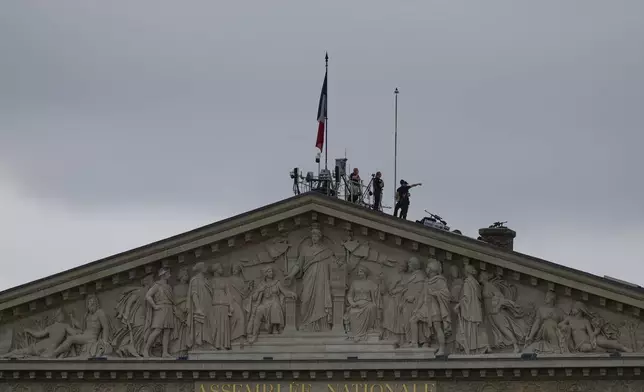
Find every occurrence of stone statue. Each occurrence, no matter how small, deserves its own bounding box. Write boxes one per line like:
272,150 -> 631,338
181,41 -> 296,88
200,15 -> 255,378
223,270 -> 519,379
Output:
454,264 -> 490,354
1,309 -> 74,358
247,266 -> 296,344
379,260 -> 408,345
186,262 -> 213,349
399,257 -> 426,347
447,264 -> 463,353
228,263 -> 253,346
285,223 -> 335,332
142,268 -> 175,357
409,259 -> 451,355
558,301 -> 632,353
344,265 -> 380,341
50,294 -> 112,358
479,271 -> 527,353
170,267 -> 190,355
210,263 -> 233,350
524,290 -> 566,353
112,274 -> 155,357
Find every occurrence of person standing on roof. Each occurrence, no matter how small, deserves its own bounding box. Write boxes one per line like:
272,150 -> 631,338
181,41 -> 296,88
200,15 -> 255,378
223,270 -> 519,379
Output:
348,168 -> 362,203
394,179 -> 422,219
372,171 -> 384,211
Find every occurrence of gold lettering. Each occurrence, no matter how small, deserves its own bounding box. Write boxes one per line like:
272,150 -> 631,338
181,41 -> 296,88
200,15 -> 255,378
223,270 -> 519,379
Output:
328,384 -> 338,392
413,384 -> 417,392
290,383 -> 298,392
384,385 -> 394,392
401,385 -> 409,392
371,385 -> 384,392
210,384 -> 218,392
246,386 -> 260,392
301,384 -> 311,392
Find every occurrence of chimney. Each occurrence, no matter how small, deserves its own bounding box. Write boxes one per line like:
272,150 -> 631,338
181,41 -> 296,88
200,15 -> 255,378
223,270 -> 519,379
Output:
478,222 -> 516,251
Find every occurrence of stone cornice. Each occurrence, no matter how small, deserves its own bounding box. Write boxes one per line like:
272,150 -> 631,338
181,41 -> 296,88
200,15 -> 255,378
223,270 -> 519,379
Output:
1,355 -> 644,380
1,192 -> 643,319
0,194 -> 313,311
308,200 -> 644,309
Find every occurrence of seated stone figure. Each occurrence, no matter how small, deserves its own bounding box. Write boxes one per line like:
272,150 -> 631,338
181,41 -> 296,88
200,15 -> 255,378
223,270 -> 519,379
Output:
344,266 -> 380,341
49,294 -> 112,358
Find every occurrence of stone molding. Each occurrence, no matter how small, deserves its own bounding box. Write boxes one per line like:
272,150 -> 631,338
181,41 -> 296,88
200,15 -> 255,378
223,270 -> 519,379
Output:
0,192 -> 642,329
1,354 -> 644,380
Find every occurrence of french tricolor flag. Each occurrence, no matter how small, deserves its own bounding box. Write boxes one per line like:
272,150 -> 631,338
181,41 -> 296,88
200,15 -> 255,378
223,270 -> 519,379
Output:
315,70 -> 327,152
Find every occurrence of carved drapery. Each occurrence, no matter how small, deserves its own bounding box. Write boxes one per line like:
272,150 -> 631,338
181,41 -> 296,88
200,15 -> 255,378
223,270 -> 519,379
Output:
0,222 -> 642,359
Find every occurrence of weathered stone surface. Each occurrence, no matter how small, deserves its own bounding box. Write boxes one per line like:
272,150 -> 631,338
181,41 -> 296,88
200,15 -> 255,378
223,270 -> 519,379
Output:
0,193 -> 643,363
2,381 -> 644,392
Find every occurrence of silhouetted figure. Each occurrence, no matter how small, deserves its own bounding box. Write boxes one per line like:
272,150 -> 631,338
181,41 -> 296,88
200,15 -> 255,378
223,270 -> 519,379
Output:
393,180 -> 421,220
372,172 -> 384,211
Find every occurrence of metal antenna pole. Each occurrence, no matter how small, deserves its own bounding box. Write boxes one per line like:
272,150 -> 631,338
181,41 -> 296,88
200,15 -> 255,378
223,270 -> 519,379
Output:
394,87 -> 399,207
324,52 -> 329,170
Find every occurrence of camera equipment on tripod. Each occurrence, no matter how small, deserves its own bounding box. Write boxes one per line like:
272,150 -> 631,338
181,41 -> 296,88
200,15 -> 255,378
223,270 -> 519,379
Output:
290,167 -> 302,194
489,221 -> 508,228
335,158 -> 347,177
287,155 -> 391,211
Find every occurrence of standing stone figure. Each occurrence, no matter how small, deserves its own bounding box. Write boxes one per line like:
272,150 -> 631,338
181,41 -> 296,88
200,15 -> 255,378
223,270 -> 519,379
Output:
228,263 -> 253,345
143,268 -> 175,357
409,259 -> 451,355
400,257 -> 426,346
285,223 -> 335,332
170,267 -> 190,355
345,266 -> 380,341
186,262 -> 213,350
210,263 -> 232,350
479,271 -> 527,353
379,260 -> 408,344
447,264 -> 463,353
247,266 -> 296,344
50,294 -> 111,358
454,264 -> 490,354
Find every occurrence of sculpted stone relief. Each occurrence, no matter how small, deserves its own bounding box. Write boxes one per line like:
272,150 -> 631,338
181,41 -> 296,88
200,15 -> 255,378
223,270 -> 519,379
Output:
0,222 -> 642,359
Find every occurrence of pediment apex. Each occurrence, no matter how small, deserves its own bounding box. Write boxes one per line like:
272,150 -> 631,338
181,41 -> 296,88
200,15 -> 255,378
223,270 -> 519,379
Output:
0,192 -> 643,320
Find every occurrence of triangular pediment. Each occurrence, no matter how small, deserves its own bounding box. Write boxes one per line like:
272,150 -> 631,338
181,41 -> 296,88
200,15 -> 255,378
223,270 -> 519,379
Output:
1,192 -> 643,361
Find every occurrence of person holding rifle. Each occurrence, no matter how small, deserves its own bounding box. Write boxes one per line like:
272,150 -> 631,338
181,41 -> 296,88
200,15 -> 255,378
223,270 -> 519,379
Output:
394,179 -> 422,220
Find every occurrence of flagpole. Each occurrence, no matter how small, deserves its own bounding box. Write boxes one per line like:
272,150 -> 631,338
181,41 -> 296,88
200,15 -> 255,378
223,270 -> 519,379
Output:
394,87 -> 399,206
324,52 -> 329,170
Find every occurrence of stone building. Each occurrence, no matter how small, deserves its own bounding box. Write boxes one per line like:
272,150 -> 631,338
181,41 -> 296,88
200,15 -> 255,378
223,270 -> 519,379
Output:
1,192 -> 643,392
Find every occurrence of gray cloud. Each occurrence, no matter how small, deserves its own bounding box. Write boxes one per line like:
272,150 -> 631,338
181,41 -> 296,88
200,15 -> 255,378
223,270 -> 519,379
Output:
0,0 -> 643,288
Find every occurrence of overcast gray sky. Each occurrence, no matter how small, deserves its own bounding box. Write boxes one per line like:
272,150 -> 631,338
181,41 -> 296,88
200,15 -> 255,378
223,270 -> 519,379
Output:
1,0 -> 643,291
